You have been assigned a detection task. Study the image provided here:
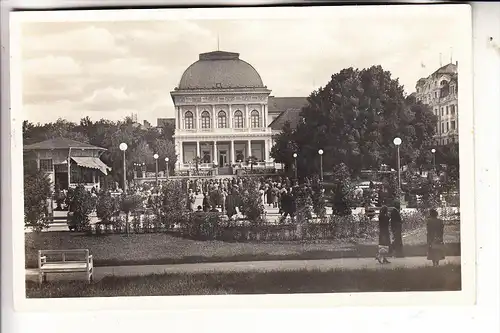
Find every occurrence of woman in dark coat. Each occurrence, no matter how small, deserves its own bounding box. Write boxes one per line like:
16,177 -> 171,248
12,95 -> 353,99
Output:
202,193 -> 210,212
225,187 -> 240,219
390,203 -> 404,257
376,205 -> 391,264
426,208 -> 445,266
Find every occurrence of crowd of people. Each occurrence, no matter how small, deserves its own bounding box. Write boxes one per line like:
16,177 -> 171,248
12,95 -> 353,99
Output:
182,175 -> 327,222
54,174 -> 446,267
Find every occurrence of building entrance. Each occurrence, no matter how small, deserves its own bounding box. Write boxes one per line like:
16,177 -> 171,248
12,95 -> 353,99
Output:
219,150 -> 228,166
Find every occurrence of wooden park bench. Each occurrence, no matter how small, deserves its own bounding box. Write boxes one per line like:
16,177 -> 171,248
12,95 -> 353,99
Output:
37,249 -> 93,284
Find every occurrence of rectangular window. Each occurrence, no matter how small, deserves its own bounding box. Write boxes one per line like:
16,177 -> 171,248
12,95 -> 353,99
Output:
451,121 -> 456,130
450,104 -> 456,115
441,123 -> 444,133
446,122 -> 449,131
39,159 -> 53,172
446,106 -> 449,115
441,108 -> 444,116
434,91 -> 437,98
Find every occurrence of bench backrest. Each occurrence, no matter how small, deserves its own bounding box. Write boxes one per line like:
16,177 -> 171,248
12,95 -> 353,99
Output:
38,249 -> 90,265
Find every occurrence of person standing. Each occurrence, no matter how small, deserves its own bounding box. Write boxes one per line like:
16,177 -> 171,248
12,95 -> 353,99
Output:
202,193 -> 210,212
426,208 -> 445,266
376,206 -> 391,264
390,203 -> 404,257
225,186 -> 240,220
187,189 -> 196,212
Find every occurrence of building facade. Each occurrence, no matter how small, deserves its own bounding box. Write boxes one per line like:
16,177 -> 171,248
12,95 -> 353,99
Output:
415,62 -> 458,145
23,137 -> 112,192
171,51 -> 276,174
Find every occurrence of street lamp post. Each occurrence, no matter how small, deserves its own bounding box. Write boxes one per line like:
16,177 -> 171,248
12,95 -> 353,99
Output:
431,148 -> 436,170
293,153 -> 298,180
119,143 -> 128,193
153,153 -> 159,185
165,157 -> 169,179
393,137 -> 402,193
318,149 -> 324,181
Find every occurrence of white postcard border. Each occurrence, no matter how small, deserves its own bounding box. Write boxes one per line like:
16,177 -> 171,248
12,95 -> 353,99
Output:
7,4 -> 476,312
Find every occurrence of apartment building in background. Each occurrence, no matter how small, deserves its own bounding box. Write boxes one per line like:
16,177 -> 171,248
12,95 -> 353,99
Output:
415,61 -> 458,145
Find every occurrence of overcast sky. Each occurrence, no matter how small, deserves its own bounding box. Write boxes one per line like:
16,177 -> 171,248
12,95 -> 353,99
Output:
19,5 -> 469,125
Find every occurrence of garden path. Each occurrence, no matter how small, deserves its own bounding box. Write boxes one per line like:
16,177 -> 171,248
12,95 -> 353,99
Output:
25,256 -> 460,283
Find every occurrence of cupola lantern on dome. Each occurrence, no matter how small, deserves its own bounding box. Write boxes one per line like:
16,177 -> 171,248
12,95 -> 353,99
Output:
177,50 -> 265,90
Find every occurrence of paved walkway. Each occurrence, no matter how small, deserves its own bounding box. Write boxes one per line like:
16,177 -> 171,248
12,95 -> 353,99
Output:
26,256 -> 460,282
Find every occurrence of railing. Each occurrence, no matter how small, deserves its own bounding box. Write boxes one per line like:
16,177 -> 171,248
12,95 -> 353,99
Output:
176,127 -> 271,135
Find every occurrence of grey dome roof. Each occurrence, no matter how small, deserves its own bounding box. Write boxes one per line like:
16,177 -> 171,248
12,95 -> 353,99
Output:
178,51 -> 264,90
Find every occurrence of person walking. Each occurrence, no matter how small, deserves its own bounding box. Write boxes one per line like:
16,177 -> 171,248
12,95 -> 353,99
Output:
426,208 -> 445,266
376,206 -> 391,264
390,202 -> 404,257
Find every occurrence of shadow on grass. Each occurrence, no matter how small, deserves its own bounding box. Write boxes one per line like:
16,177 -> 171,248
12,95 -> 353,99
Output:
26,264 -> 462,298
25,243 -> 461,268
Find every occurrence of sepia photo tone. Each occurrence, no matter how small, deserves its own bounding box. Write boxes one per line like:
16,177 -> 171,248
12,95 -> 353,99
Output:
15,5 -> 470,299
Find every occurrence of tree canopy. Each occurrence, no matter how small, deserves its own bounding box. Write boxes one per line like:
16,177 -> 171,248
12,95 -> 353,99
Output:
271,65 -> 438,177
23,117 -> 177,185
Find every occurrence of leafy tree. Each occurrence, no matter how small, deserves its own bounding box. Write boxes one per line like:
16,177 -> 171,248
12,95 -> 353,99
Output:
270,122 -> 298,173
272,65 -> 437,176
24,168 -> 52,231
152,139 -> 177,172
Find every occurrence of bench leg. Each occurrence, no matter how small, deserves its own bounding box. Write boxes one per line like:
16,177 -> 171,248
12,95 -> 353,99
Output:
38,272 -> 43,285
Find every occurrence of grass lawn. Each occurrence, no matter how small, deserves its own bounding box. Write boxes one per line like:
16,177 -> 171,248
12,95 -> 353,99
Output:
26,264 -> 462,297
25,224 -> 461,268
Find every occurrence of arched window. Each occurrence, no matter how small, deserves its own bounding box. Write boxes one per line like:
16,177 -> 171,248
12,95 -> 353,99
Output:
184,111 -> 194,129
251,110 -> 260,128
201,111 -> 211,129
218,111 -> 227,128
234,110 -> 243,128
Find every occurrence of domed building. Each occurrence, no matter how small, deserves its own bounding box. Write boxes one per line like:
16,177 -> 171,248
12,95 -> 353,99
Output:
171,50 -> 278,174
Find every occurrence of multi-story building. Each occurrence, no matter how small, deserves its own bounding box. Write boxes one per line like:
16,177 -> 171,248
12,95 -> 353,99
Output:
415,62 -> 458,145
170,50 -> 307,174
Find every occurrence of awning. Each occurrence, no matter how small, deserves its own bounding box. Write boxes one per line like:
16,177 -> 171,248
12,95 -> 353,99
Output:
71,157 -> 112,175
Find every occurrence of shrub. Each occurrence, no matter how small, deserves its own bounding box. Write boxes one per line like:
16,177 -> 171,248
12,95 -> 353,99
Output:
183,212 -> 224,240
96,191 -> 118,225
311,178 -> 326,218
67,185 -> 97,231
331,183 -> 352,216
401,209 -> 426,232
294,186 -> 313,223
160,180 -> 189,227
24,168 -> 52,231
120,194 -> 144,234
239,177 -> 264,224
328,214 -> 376,239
